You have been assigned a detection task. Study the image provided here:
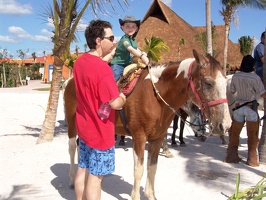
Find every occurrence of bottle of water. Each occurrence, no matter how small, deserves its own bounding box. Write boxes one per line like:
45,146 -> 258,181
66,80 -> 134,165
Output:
98,102 -> 111,120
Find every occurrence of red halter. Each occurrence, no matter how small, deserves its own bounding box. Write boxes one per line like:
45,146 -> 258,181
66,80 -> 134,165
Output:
187,61 -> 227,114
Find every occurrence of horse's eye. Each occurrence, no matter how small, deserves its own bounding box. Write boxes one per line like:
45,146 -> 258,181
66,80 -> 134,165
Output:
204,77 -> 215,88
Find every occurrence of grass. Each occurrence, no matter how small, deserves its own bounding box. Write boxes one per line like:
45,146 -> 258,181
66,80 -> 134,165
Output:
33,87 -> 51,91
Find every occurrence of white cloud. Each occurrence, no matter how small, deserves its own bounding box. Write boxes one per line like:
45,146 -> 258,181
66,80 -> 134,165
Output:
0,0 -> 32,14
32,35 -> 51,42
76,19 -> 88,32
0,35 -> 17,43
8,26 -> 31,38
1,26 -> 51,43
41,29 -> 54,37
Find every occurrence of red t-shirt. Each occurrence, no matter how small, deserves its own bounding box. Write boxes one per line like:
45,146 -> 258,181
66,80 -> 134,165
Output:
73,53 -> 119,150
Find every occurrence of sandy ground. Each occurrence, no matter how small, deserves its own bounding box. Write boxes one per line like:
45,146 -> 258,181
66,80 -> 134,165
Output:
0,80 -> 265,200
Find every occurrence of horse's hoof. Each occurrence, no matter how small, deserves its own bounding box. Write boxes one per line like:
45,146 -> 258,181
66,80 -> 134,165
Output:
171,143 -> 178,147
222,140 -> 228,145
119,140 -> 125,146
198,135 -> 207,142
69,184 -> 75,190
165,153 -> 174,158
162,150 -> 174,158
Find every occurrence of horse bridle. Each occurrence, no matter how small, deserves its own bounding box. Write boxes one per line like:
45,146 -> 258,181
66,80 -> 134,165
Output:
187,60 -> 227,116
147,60 -> 227,135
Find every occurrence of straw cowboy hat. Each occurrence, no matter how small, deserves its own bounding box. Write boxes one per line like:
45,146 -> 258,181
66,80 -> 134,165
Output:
119,16 -> 140,28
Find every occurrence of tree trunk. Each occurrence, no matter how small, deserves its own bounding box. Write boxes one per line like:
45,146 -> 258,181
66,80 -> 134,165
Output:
37,56 -> 63,143
206,0 -> 212,55
258,28 -> 266,163
2,64 -> 6,87
18,67 -> 23,86
223,23 -> 230,74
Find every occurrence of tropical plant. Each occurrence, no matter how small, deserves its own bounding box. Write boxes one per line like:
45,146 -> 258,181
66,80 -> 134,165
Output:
238,36 -> 254,56
17,49 -> 29,86
32,52 -> 37,63
143,35 -> 170,62
0,47 -> 8,87
229,173 -> 266,200
177,38 -> 185,61
196,23 -> 218,56
37,0 -> 130,143
219,0 -> 266,73
84,43 -> 88,52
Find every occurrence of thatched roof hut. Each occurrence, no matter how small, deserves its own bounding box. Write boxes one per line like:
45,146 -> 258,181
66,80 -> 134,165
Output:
135,0 -> 242,70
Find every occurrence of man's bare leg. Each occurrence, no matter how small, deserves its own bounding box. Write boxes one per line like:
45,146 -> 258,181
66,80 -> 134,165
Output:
75,167 -> 87,200
86,173 -> 103,200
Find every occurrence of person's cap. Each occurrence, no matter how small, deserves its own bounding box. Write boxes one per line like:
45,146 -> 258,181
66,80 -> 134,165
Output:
119,16 -> 140,28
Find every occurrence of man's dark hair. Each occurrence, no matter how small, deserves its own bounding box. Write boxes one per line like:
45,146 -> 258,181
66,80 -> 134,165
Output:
85,20 -> 112,49
261,31 -> 265,39
240,55 -> 255,73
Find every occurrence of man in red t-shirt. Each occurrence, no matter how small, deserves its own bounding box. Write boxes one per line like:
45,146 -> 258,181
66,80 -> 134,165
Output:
74,20 -> 126,200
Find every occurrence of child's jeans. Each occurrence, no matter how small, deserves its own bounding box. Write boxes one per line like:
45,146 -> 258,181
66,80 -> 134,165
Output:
111,64 -> 125,81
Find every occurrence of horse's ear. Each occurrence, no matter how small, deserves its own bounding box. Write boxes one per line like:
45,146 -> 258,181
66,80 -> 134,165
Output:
215,52 -> 223,66
193,49 -> 207,68
193,49 -> 199,62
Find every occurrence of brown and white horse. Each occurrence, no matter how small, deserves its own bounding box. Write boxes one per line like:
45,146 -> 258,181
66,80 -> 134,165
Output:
64,49 -> 231,199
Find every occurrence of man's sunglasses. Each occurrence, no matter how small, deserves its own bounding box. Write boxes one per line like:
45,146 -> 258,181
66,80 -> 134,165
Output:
104,35 -> 114,42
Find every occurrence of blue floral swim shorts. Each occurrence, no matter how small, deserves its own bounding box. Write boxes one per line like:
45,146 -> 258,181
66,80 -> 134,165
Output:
78,138 -> 115,176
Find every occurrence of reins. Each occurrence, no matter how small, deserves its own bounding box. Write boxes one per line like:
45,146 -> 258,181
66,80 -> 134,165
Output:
147,63 -> 205,127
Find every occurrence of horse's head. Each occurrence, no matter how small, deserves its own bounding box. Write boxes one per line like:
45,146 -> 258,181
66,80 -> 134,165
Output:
189,50 -> 231,136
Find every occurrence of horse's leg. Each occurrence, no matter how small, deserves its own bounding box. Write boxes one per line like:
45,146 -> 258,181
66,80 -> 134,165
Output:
161,134 -> 174,158
66,112 -> 77,188
131,138 -> 146,200
69,136 -> 77,188
179,110 -> 188,147
171,115 -> 178,146
145,137 -> 164,200
220,134 -> 227,145
119,135 -> 126,146
64,78 -> 78,188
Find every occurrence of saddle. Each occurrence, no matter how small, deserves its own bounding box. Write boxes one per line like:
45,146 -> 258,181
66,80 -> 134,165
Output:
117,57 -> 147,135
117,57 -> 146,96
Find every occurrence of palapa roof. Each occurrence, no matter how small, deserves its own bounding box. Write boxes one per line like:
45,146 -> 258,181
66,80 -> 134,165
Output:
136,0 -> 242,70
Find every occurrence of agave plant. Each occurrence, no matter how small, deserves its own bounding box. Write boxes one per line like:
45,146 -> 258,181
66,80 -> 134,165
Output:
229,173 -> 266,200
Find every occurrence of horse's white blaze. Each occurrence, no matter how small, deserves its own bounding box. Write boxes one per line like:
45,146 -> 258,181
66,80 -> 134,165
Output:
177,58 -> 195,78
145,64 -> 166,83
215,72 -> 227,99
215,72 -> 232,131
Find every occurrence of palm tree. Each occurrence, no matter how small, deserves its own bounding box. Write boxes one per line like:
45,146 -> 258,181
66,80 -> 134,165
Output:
196,23 -> 218,55
143,35 -> 169,62
17,49 -> 29,86
84,43 -> 88,52
219,0 -> 266,72
37,0 -> 129,143
238,36 -> 254,56
32,52 -> 37,63
43,51 -> 46,82
0,48 -> 8,88
206,0 -> 212,55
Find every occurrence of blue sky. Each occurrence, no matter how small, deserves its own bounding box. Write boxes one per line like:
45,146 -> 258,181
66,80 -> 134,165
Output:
0,0 -> 265,59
